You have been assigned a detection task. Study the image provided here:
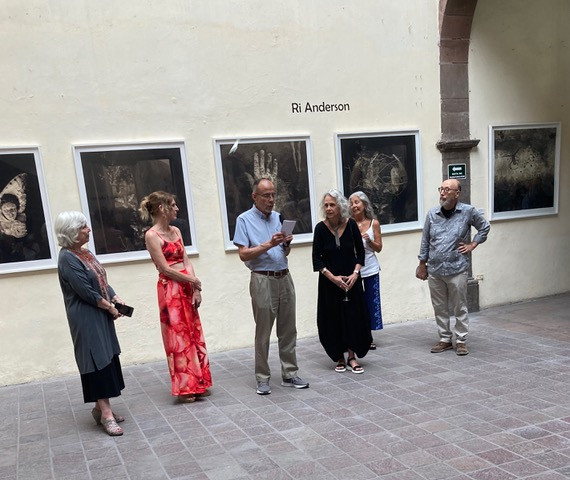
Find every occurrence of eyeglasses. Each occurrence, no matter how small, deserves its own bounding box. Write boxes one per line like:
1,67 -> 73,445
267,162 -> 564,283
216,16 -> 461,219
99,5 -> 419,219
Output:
257,193 -> 276,199
438,187 -> 459,194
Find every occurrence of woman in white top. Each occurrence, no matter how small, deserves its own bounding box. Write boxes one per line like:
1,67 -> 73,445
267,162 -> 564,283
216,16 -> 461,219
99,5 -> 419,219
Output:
349,191 -> 383,349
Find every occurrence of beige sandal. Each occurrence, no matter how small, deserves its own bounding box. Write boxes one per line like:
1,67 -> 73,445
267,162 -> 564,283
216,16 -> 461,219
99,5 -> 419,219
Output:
91,408 -> 125,425
101,417 -> 123,436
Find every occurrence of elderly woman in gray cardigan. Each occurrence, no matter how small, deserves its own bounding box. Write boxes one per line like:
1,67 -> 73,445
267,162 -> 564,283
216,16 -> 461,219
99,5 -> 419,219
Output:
55,211 -> 126,436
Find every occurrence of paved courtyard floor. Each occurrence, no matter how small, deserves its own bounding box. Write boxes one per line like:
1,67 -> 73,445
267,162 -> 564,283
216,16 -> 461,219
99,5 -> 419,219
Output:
1,293 -> 569,480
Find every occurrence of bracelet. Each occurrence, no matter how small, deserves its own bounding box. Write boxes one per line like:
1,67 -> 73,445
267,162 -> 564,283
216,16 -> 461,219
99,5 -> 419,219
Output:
320,267 -> 327,274
353,270 -> 359,274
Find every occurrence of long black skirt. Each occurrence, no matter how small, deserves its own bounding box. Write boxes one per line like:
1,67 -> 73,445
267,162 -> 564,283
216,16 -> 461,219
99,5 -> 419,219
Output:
80,355 -> 125,403
316,278 -> 372,362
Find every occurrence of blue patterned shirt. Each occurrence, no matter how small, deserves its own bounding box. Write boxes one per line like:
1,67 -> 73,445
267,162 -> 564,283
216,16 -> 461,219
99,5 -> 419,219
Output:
418,202 -> 490,276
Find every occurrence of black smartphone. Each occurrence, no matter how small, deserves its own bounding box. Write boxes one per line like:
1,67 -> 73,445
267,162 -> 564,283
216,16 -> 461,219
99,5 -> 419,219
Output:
114,303 -> 134,317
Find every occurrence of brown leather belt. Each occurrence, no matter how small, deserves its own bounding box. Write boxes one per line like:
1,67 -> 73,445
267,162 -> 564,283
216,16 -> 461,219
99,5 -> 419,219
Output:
253,269 -> 289,278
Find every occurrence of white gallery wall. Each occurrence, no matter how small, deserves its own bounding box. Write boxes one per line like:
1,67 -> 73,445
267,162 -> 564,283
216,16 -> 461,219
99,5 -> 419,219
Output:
469,0 -> 570,305
0,0 -> 567,385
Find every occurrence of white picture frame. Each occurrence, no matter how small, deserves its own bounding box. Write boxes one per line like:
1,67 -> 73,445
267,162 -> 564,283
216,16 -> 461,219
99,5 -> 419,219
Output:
336,130 -> 423,233
73,141 -> 198,263
214,135 -> 316,250
0,147 -> 57,274
489,123 -> 561,220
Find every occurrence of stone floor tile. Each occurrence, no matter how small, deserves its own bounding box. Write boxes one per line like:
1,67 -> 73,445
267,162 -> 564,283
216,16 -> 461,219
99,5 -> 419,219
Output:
525,473 -> 568,480
529,450 -> 570,469
364,457 -> 408,476
412,461 -> 461,479
379,470 -> 426,480
468,466 -> 517,479
250,469 -> 294,480
533,433 -> 570,450
2,293 -> 570,480
395,449 -> 439,467
446,455 -> 493,472
500,458 -> 548,477
89,464 -> 130,480
425,443 -> 468,461
476,447 -> 523,465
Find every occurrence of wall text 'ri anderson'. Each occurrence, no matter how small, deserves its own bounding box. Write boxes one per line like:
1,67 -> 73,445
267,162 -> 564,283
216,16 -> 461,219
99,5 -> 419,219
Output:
291,102 -> 350,113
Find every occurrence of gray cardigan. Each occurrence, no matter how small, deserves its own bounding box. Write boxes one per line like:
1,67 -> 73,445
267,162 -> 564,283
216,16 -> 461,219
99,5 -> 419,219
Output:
58,249 -> 121,374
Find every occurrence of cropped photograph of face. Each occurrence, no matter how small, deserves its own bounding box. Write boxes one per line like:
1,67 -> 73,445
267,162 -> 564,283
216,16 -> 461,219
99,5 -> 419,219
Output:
0,151 -> 54,270
0,197 -> 18,221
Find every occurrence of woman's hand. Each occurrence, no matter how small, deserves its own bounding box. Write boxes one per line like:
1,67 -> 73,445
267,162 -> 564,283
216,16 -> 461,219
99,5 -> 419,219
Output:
189,276 -> 202,291
361,232 -> 370,243
108,305 -> 121,320
342,272 -> 359,290
330,274 -> 348,291
192,289 -> 202,309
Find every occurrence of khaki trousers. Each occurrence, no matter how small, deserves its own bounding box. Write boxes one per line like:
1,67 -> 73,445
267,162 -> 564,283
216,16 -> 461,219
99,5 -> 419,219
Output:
428,271 -> 469,343
249,272 -> 298,382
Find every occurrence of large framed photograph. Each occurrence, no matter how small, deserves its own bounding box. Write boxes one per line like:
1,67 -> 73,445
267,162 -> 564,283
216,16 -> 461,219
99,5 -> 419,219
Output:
490,123 -> 560,220
0,147 -> 56,274
336,131 -> 422,233
74,141 -> 197,262
214,136 -> 316,250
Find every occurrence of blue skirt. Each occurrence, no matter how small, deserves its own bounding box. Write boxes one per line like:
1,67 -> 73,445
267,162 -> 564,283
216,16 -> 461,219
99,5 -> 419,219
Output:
363,274 -> 383,330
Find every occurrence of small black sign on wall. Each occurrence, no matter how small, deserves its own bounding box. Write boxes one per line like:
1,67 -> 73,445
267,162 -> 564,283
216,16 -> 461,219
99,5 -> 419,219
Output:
448,163 -> 466,179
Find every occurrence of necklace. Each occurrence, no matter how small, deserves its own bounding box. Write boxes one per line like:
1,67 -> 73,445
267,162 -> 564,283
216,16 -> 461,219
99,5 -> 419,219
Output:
326,218 -> 343,248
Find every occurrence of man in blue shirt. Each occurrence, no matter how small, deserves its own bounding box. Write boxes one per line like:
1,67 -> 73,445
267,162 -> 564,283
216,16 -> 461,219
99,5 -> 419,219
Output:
234,178 -> 309,394
416,179 -> 490,356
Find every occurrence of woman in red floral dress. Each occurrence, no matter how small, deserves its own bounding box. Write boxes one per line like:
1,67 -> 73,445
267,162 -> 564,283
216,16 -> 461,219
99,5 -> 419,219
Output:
140,191 -> 212,402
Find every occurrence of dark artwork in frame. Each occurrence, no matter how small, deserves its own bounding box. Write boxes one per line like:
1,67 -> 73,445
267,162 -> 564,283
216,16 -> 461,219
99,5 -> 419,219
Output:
339,133 -> 419,227
218,139 -> 313,244
492,125 -> 558,216
0,152 -> 52,266
78,147 -> 193,256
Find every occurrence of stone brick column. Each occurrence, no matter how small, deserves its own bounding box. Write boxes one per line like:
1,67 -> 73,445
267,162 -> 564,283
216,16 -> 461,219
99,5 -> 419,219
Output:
438,0 -> 481,311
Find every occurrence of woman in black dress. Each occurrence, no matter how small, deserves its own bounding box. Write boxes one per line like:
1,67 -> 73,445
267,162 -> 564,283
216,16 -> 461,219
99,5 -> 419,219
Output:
312,190 -> 372,373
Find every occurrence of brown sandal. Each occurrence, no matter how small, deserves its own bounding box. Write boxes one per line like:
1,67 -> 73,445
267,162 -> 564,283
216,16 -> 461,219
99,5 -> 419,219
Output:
177,394 -> 196,403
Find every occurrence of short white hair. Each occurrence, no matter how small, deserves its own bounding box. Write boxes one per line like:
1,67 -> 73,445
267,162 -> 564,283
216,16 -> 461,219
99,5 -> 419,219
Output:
55,211 -> 88,248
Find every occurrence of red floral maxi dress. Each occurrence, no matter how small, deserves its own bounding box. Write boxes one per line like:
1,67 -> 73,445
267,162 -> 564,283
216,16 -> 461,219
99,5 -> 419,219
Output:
154,231 -> 212,396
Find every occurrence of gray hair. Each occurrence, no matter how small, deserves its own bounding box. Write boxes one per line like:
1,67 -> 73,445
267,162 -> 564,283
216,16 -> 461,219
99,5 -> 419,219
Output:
349,191 -> 376,220
320,189 -> 350,220
55,211 -> 88,248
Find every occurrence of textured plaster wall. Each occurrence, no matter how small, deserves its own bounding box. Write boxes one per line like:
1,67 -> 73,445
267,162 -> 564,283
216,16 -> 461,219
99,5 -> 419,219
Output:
469,0 -> 570,306
0,0 -> 442,385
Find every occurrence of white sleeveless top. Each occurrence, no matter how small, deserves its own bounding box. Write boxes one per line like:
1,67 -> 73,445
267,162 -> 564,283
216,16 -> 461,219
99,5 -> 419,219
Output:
360,219 -> 380,278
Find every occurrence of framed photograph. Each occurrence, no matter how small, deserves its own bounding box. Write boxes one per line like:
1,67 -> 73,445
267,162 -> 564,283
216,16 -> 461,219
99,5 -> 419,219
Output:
0,147 -> 56,274
214,136 -> 316,250
490,123 -> 560,220
336,131 -> 422,233
74,141 -> 197,262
